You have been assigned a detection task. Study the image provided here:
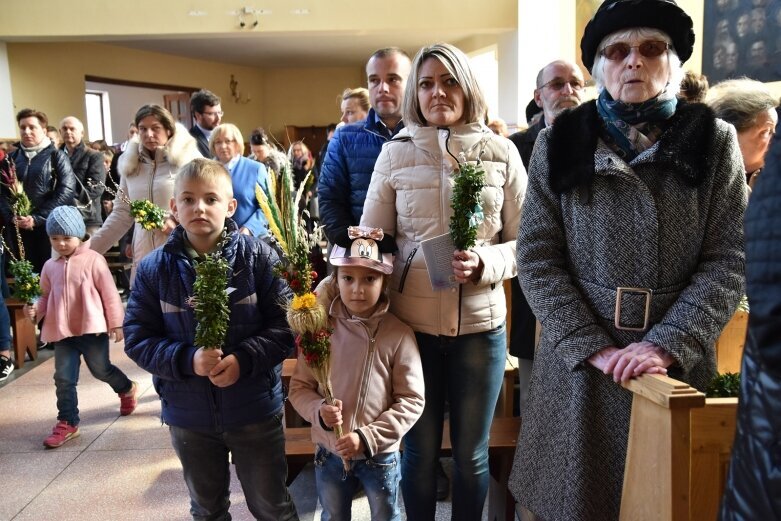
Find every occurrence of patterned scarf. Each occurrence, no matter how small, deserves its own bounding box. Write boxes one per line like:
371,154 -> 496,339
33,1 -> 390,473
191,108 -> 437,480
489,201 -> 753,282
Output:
596,89 -> 677,161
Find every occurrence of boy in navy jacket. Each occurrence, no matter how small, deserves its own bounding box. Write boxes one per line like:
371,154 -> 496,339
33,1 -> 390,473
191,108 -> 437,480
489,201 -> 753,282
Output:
124,158 -> 299,520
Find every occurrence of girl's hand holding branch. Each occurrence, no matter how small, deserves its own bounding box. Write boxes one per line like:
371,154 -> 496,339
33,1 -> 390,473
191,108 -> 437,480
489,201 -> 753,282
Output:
335,432 -> 364,459
319,398 -> 343,429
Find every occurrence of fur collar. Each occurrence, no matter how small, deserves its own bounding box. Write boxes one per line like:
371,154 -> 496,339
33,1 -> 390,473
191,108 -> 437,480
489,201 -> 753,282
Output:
548,100 -> 718,194
118,123 -> 201,177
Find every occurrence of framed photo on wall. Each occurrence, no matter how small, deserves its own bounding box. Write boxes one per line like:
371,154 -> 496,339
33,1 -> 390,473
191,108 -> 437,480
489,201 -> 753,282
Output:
703,0 -> 781,83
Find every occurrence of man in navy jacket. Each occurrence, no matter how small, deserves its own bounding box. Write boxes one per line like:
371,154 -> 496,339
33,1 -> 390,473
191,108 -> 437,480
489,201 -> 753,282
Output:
318,47 -> 411,249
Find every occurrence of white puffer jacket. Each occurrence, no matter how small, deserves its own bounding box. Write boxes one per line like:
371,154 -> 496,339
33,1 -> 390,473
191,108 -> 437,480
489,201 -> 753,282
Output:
361,122 -> 527,337
90,123 -> 201,283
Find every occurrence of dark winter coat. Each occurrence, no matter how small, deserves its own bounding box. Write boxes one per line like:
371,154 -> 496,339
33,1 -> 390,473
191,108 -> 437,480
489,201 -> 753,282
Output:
1,142 -> 76,228
318,108 -> 401,247
189,125 -> 210,158
61,142 -> 106,226
719,131 -> 781,520
509,101 -> 747,521
508,117 -> 546,171
123,220 -> 295,430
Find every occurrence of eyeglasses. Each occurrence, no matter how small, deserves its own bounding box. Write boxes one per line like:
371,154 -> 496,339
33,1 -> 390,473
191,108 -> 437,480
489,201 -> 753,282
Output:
201,111 -> 224,117
600,40 -> 670,61
537,78 -> 585,92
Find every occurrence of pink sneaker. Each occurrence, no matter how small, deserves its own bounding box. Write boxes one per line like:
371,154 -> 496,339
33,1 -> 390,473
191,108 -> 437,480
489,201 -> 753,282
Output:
44,420 -> 80,448
119,381 -> 138,416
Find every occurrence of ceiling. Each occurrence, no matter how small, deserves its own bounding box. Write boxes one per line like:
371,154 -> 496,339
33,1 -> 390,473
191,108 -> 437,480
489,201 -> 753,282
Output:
103,29 -> 497,68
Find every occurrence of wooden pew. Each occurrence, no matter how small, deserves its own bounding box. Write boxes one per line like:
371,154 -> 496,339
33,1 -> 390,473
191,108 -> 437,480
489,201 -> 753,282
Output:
620,374 -> 738,521
282,350 -> 522,520
5,297 -> 37,369
284,416 -> 521,520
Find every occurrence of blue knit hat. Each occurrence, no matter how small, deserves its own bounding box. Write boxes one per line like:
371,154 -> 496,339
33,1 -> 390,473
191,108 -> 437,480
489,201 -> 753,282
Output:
46,206 -> 86,239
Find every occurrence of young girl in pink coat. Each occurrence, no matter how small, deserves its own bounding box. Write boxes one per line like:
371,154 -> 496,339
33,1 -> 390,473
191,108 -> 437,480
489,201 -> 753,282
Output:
27,206 -> 137,449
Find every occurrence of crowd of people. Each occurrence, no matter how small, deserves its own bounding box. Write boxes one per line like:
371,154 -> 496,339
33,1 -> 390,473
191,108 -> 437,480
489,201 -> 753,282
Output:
0,0 -> 780,519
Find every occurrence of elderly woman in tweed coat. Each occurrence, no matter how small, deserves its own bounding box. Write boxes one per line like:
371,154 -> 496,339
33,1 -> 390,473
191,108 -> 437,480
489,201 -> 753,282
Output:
509,1 -> 747,520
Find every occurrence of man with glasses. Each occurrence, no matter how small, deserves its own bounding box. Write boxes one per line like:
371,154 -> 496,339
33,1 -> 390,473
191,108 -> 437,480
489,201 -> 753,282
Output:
507,60 -> 584,418
189,89 -> 223,158
510,60 -> 585,169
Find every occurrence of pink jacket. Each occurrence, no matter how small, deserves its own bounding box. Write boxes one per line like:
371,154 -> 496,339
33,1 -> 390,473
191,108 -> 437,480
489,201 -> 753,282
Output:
36,239 -> 124,343
289,293 -> 425,458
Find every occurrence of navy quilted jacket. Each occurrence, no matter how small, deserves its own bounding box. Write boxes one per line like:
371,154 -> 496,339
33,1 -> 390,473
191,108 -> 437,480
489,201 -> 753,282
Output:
123,219 -> 295,430
318,108 -> 400,247
720,132 -> 781,520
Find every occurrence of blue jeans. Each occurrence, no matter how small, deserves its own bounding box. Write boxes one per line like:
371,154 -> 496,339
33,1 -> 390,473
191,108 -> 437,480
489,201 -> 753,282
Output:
401,324 -> 506,521
53,334 -> 132,425
315,446 -> 401,521
169,414 -> 299,521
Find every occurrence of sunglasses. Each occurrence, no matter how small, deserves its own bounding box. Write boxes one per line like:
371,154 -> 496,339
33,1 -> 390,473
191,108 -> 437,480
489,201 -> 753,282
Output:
537,78 -> 585,92
600,40 -> 670,61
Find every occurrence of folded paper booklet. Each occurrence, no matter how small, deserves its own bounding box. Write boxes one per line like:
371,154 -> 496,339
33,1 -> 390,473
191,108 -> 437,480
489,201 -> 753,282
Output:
420,232 -> 458,291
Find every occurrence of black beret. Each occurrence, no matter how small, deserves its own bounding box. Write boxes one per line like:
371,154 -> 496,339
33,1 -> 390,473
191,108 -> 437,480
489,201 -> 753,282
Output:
580,0 -> 695,73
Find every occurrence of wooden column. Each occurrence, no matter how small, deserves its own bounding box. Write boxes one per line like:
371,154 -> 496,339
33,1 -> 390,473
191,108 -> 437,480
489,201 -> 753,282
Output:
620,375 -> 705,521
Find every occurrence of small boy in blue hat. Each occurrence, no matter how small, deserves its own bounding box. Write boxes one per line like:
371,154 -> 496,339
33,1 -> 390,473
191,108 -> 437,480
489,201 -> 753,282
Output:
27,205 -> 136,448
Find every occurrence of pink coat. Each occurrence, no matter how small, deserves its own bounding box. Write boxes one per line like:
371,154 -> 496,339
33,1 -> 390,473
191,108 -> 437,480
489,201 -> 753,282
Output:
36,239 -> 124,343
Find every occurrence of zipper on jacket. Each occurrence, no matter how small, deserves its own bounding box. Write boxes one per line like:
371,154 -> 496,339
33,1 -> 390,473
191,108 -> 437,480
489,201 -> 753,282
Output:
63,257 -> 70,317
352,326 -> 377,433
397,247 -> 418,293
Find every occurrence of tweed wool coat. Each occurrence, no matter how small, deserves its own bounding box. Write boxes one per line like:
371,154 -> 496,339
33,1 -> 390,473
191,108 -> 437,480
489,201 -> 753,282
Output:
509,102 -> 747,521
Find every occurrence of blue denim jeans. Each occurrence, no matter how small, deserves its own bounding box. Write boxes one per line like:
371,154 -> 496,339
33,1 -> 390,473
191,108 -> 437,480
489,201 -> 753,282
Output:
401,324 -> 506,521
169,414 -> 299,521
0,285 -> 10,350
53,333 -> 132,425
315,446 -> 401,521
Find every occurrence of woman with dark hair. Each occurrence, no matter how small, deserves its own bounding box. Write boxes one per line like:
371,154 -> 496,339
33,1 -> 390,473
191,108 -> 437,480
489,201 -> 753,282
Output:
508,1 -> 747,519
90,104 -> 200,283
248,127 -> 286,176
361,42 -> 526,519
0,108 -> 76,273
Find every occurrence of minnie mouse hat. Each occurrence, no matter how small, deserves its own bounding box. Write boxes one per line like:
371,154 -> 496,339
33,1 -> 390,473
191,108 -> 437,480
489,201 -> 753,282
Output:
329,226 -> 394,275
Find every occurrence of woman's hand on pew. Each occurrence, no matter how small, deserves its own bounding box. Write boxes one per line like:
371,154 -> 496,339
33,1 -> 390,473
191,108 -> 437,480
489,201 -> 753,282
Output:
603,341 -> 674,384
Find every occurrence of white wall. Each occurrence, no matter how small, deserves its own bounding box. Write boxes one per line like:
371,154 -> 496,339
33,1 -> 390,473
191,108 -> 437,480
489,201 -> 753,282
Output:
0,43 -> 17,139
85,81 -> 186,145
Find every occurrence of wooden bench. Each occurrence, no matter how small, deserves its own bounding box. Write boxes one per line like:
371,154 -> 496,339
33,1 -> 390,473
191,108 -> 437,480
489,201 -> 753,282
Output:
284,416 -> 520,520
620,374 -> 738,521
5,297 -> 37,369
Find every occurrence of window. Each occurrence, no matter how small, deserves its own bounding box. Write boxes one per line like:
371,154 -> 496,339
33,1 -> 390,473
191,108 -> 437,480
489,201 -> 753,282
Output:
469,47 -> 499,120
84,90 -> 113,144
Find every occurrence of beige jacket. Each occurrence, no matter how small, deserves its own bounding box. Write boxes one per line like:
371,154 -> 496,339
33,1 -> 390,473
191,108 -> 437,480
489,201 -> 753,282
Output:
288,294 -> 425,458
361,122 -> 527,336
90,123 -> 200,283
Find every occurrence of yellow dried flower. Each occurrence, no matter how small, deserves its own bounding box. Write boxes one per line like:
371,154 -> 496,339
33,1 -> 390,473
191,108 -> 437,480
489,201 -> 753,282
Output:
291,293 -> 317,311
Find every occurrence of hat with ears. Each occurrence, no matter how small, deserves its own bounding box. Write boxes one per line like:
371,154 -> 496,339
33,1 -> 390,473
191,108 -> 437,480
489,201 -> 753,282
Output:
580,0 -> 695,73
46,206 -> 86,239
329,226 -> 394,275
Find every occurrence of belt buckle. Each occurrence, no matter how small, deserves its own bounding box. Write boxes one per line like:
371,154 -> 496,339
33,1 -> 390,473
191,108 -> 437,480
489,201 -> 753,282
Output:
614,287 -> 652,332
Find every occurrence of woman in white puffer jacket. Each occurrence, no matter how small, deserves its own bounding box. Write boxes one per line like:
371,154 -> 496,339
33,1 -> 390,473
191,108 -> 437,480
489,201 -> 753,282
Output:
90,105 -> 201,284
360,42 -> 527,520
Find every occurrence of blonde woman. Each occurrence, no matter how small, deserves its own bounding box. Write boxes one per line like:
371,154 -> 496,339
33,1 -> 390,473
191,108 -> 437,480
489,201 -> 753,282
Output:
210,123 -> 271,238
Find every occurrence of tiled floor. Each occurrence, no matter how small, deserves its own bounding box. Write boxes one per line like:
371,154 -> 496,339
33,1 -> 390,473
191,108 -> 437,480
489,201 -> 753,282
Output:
0,340 -> 490,520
